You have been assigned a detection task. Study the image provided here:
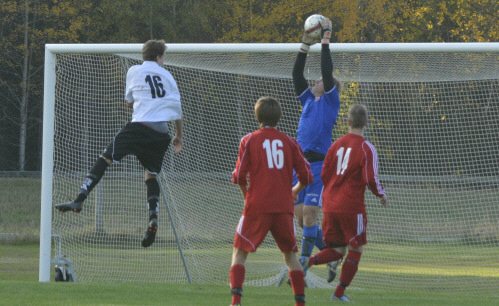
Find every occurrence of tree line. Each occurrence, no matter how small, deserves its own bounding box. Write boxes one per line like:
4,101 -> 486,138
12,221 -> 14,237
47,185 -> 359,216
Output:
0,0 -> 497,171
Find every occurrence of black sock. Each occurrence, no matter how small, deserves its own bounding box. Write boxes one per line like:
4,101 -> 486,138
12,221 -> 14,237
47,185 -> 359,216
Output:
76,157 -> 109,202
146,178 -> 160,219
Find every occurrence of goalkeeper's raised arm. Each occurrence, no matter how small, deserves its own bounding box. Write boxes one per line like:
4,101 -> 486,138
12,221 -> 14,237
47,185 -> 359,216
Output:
291,31 -> 315,96
319,17 -> 334,93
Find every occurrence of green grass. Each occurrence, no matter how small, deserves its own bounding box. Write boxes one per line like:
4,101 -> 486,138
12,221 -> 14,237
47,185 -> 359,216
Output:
1,281 -> 494,306
1,243 -> 498,305
0,177 -> 41,234
1,177 -> 499,304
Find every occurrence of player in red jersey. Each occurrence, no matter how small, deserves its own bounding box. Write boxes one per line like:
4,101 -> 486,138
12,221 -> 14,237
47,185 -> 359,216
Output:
230,97 -> 313,306
300,104 -> 388,302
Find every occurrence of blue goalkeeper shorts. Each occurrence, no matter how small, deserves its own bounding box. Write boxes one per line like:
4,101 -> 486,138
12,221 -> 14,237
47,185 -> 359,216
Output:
292,160 -> 323,207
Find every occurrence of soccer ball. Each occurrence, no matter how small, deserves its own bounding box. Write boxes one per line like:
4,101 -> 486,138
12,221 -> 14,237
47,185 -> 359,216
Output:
304,14 -> 325,39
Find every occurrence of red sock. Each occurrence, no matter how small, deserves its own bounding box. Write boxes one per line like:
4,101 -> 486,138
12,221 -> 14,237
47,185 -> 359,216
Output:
230,264 -> 245,305
289,270 -> 305,306
334,250 -> 362,297
308,248 -> 343,266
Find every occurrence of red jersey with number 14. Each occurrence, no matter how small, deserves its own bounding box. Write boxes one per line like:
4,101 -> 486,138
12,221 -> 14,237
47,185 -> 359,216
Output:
321,133 -> 385,214
232,127 -> 313,215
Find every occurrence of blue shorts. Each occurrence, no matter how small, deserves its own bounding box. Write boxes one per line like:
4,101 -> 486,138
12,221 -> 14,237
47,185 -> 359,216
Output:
293,161 -> 323,207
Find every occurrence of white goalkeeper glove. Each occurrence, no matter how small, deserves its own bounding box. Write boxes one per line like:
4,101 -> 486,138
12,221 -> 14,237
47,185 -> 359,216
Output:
320,17 -> 332,44
300,32 -> 320,53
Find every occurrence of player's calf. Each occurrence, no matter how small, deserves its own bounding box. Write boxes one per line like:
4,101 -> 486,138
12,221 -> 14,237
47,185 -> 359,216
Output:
286,257 -> 310,286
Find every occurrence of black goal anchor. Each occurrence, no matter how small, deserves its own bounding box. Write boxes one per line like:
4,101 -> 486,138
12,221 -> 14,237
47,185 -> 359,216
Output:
51,234 -> 77,282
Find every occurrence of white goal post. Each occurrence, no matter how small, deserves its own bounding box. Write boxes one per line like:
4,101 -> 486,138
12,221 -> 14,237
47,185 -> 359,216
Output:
41,43 -> 499,294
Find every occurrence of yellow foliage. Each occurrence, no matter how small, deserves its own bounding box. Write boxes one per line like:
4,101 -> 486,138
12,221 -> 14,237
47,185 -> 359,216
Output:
213,0 -> 498,43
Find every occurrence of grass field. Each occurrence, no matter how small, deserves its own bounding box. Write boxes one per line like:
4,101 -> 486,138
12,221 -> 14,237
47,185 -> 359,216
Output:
1,177 -> 498,304
0,177 -> 41,235
1,243 -> 498,305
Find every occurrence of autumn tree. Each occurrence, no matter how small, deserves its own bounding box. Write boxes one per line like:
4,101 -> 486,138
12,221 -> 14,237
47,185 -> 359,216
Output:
0,0 -> 91,170
211,0 -> 498,43
80,0 -> 217,43
0,0 -> 496,171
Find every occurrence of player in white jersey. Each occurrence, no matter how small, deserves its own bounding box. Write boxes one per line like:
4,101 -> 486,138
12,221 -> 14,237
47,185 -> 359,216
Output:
56,40 -> 183,248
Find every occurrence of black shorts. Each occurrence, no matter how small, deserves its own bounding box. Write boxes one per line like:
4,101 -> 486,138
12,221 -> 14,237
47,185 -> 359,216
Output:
102,122 -> 171,174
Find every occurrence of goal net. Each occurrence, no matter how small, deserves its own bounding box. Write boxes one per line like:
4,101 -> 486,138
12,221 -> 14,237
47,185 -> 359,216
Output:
41,43 -> 499,294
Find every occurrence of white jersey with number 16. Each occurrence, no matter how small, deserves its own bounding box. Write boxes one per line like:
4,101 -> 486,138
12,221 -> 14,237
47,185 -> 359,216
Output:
125,61 -> 181,122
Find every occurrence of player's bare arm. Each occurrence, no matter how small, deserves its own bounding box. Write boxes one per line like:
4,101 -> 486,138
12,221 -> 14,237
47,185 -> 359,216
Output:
125,100 -> 133,108
292,181 -> 306,202
172,116 -> 184,154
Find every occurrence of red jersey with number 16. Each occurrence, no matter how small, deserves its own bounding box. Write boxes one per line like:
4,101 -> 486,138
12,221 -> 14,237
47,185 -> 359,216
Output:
232,127 -> 313,216
321,133 -> 385,214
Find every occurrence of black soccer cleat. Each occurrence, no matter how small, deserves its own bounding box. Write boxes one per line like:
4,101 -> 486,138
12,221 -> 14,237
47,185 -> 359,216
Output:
55,201 -> 83,213
141,219 -> 158,248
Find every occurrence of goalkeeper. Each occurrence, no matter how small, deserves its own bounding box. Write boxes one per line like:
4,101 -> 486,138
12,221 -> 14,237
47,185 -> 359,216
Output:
291,16 -> 343,283
55,39 -> 184,248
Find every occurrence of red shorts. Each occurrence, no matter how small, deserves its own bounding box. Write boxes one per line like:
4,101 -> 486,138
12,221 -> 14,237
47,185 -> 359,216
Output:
322,212 -> 367,248
233,213 -> 298,253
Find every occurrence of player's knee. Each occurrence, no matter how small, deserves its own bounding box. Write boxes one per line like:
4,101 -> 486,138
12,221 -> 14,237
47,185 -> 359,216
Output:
232,248 -> 249,265
302,205 -> 319,221
337,247 -> 348,257
302,214 -> 316,227
348,236 -> 365,249
303,219 -> 314,227
144,172 -> 157,181
99,155 -> 113,165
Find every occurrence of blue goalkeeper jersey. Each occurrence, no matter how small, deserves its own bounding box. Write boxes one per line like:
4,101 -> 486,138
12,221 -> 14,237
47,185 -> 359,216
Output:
296,87 -> 341,155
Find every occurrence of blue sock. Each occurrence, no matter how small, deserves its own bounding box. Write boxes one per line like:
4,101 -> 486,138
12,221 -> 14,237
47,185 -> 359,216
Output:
301,225 -> 318,257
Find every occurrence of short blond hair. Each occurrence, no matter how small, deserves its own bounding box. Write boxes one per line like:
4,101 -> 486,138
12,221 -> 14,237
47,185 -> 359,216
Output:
254,97 -> 282,127
142,40 -> 166,61
348,104 -> 368,128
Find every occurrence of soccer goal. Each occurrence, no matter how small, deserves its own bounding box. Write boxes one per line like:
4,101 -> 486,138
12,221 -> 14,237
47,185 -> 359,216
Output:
40,43 -> 499,294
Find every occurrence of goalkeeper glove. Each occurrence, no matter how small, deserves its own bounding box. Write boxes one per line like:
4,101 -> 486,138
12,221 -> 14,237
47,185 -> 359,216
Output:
320,17 -> 332,44
300,32 -> 320,53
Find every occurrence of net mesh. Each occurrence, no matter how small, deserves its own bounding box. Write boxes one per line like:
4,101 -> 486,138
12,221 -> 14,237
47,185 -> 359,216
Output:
51,47 -> 499,293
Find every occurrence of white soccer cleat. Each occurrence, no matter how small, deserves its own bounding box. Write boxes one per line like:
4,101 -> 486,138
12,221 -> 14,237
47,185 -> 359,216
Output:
327,258 -> 342,283
331,293 -> 351,302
